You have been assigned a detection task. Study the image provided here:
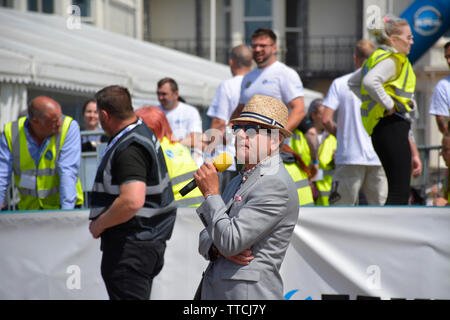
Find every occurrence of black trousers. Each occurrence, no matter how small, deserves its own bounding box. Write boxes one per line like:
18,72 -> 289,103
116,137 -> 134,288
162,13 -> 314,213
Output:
100,236 -> 166,300
371,115 -> 411,205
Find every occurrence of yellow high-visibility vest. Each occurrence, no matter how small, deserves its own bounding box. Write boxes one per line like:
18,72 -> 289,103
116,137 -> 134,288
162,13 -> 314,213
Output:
360,48 -> 416,135
4,116 -> 84,210
160,137 -> 203,207
284,129 -> 314,206
314,133 -> 337,206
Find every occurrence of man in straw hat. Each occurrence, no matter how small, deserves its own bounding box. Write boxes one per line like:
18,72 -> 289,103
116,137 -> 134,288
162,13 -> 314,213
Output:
193,94 -> 299,300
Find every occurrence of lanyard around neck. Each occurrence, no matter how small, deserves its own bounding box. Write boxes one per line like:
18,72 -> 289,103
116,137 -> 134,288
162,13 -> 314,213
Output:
100,119 -> 142,161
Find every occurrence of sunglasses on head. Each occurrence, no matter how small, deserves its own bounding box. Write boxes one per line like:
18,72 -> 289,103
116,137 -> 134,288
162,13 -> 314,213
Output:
231,124 -> 272,136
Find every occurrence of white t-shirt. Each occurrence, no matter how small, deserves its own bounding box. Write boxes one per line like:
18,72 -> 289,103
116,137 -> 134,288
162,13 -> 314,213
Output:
207,75 -> 244,171
239,61 -> 304,106
158,102 -> 202,140
323,70 -> 381,166
429,75 -> 450,117
208,75 -> 243,121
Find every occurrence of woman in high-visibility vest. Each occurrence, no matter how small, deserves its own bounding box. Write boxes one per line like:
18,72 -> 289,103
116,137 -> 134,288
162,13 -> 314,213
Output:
348,14 -> 422,205
135,106 -> 203,207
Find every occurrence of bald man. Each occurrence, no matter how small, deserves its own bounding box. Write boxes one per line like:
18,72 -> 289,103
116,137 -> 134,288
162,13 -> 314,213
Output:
208,44 -> 253,134
0,96 -> 83,210
207,44 -> 253,193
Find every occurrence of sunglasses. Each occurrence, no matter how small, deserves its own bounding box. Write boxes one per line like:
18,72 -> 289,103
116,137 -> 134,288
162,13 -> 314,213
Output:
251,43 -> 274,49
231,124 -> 272,136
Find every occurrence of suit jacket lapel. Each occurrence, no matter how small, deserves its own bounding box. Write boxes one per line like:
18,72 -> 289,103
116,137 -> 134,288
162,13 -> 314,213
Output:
235,166 -> 261,199
224,155 -> 282,213
224,165 -> 262,213
223,176 -> 242,211
221,170 -> 260,214
235,155 -> 281,200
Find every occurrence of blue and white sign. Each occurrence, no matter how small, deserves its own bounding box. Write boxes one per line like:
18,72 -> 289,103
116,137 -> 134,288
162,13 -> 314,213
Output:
401,0 -> 450,63
413,6 -> 442,36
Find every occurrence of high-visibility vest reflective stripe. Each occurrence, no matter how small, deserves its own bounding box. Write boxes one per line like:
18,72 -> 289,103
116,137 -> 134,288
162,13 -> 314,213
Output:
360,48 -> 416,135
160,137 -> 203,207
90,205 -> 176,220
92,174 -> 171,195
284,129 -> 314,206
314,133 -> 337,206
4,116 -> 84,210
290,131 -> 312,166
89,122 -> 176,220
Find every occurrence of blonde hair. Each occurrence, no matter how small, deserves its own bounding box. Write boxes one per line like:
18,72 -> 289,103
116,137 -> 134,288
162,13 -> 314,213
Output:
369,14 -> 410,46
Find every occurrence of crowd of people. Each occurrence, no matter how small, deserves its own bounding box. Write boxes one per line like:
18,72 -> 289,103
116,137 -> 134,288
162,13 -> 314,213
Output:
1,23 -> 449,211
0,18 -> 449,300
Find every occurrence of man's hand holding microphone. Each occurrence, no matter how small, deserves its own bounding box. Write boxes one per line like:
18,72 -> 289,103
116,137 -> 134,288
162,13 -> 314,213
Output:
180,152 -> 233,198
181,152 -> 254,266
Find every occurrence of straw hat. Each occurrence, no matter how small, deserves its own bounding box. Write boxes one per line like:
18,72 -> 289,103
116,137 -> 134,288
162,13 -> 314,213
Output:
230,94 -> 292,138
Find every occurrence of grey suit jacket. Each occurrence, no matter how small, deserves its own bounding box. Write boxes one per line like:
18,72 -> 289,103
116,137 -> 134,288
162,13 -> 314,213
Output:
196,155 -> 299,300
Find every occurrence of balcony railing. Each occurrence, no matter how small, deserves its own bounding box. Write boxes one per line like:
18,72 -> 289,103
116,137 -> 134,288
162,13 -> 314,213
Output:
282,35 -> 357,78
151,35 -> 357,79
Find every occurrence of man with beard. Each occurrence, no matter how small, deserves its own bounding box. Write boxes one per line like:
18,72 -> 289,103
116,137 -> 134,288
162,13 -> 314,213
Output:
230,28 -> 319,184
230,28 -> 306,133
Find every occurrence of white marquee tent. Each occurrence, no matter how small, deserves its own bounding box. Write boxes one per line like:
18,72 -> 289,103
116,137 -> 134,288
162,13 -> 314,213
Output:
0,7 -> 322,129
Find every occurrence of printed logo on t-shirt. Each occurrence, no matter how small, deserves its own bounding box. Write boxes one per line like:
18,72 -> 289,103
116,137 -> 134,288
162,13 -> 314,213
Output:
262,79 -> 277,85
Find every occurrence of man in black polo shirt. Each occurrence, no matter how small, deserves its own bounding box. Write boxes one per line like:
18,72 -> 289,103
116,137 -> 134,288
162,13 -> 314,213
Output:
89,85 -> 176,300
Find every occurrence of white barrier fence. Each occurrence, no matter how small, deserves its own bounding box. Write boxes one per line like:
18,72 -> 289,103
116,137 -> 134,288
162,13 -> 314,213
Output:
0,207 -> 449,300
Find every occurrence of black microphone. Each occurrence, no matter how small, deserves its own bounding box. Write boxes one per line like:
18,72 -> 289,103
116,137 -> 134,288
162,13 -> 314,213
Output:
179,152 -> 233,196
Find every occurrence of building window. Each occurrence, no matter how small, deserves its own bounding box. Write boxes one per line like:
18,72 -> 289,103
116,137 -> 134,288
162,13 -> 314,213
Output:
28,0 -> 38,11
71,0 -> 94,24
72,0 -> 91,17
143,0 -> 151,41
223,0 -> 232,62
27,0 -> 54,13
285,0 -> 305,68
0,0 -> 13,8
243,0 -> 272,44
